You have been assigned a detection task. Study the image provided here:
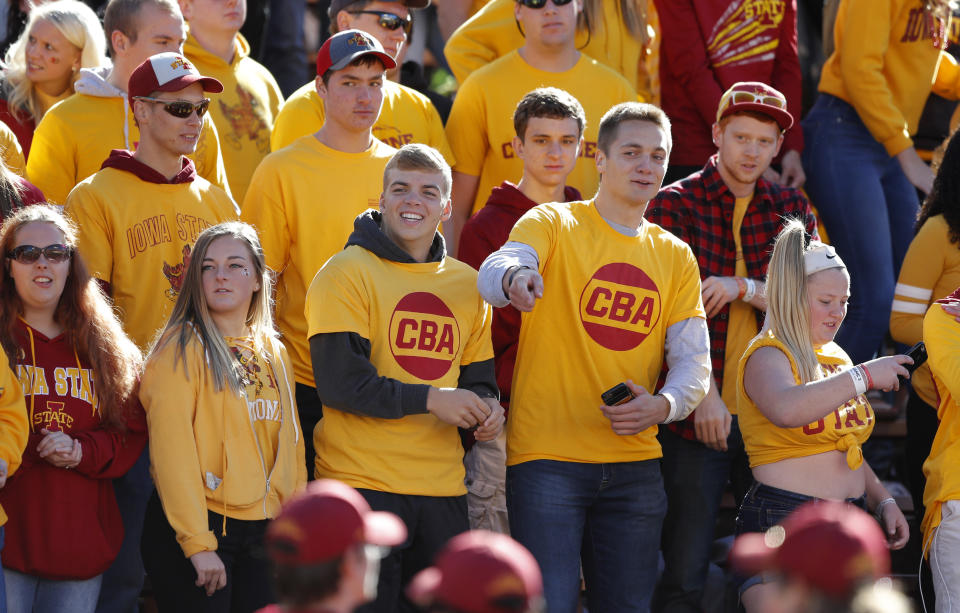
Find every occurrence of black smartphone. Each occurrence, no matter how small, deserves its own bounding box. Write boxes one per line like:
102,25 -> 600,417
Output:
601,382 -> 635,406
904,341 -> 927,374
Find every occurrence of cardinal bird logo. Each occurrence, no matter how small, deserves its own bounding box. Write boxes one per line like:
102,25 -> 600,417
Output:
163,244 -> 192,301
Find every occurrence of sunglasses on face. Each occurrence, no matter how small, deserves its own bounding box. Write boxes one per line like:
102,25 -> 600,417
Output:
7,244 -> 73,264
516,0 -> 574,9
134,96 -> 211,118
347,10 -> 412,34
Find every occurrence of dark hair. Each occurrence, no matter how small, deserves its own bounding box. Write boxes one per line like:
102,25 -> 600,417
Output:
596,102 -> 672,155
918,128 -> 960,244
513,87 -> 586,142
320,54 -> 386,87
103,0 -> 180,57
273,557 -> 344,606
0,206 -> 142,430
328,0 -> 376,35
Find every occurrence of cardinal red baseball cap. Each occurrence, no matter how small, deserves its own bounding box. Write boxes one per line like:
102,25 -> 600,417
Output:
316,29 -> 396,77
728,500 -> 890,599
716,81 -> 794,132
407,531 -> 544,613
128,52 -> 223,103
265,479 -> 407,566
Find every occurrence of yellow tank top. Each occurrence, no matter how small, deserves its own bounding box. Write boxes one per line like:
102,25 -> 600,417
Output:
737,330 -> 874,470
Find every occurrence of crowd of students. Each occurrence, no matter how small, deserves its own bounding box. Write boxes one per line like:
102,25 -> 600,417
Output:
0,0 -> 958,612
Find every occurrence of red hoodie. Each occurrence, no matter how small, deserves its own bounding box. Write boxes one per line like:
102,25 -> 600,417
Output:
654,0 -> 804,167
458,181 -> 580,411
0,319 -> 146,580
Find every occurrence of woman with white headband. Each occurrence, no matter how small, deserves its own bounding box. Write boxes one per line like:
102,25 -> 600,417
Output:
733,219 -> 912,612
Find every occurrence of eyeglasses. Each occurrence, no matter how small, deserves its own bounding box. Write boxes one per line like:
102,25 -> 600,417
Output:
7,244 -> 73,264
516,0 -> 574,9
133,96 -> 211,118
347,10 -> 412,34
726,90 -> 787,109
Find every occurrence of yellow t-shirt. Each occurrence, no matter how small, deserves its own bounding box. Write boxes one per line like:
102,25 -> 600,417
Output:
64,168 -> 239,350
890,214 -> 960,407
818,0 -> 960,156
240,135 -> 397,385
444,0 -> 659,102
270,79 -> 454,165
184,33 -> 284,204
737,331 -> 875,470
306,245 -> 493,496
227,336 -> 283,470
721,195 -> 760,411
27,92 -> 231,205
506,200 -> 704,465
445,50 -> 638,216
921,300 -> 960,549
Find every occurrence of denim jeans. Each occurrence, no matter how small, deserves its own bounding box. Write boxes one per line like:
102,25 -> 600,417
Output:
653,419 -> 751,613
931,499 -> 960,612
802,94 -> 920,364
507,458 -> 667,613
95,444 -> 153,613
5,569 -> 102,613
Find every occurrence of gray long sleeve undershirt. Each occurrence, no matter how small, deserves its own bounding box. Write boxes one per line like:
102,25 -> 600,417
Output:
478,241 -> 711,422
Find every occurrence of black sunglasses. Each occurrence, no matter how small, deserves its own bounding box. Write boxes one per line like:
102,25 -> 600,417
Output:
516,0 -> 574,8
347,10 -> 412,34
7,244 -> 73,264
134,96 -> 211,118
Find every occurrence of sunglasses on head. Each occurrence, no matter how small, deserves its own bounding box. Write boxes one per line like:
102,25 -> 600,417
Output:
516,0 -> 574,9
134,96 -> 211,118
7,244 -> 73,264
727,90 -> 786,109
347,10 -> 412,34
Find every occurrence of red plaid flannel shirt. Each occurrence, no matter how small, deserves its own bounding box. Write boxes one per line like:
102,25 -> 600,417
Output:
645,155 -> 818,441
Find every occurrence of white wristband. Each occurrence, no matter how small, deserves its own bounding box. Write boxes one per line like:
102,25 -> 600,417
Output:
874,497 -> 897,520
849,366 -> 867,395
742,278 -> 756,302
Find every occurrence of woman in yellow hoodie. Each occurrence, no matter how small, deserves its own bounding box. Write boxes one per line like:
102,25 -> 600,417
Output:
140,221 -> 306,613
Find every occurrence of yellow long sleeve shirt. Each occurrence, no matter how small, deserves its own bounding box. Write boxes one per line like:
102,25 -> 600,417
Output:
141,330 -> 306,558
890,215 -> 960,407
0,351 -> 27,526
184,33 -> 284,203
819,0 -> 960,156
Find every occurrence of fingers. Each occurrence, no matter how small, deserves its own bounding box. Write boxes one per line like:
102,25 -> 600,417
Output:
509,271 -> 543,312
622,380 -> 646,398
529,273 -> 544,300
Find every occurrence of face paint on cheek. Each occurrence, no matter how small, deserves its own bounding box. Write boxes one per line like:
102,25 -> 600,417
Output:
49,57 -> 59,64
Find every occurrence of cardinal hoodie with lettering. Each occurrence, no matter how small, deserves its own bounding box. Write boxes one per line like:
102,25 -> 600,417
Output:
305,210 -> 497,496
0,319 -> 147,580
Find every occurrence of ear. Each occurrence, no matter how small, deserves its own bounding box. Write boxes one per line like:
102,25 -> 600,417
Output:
595,147 -> 606,175
336,10 -> 352,32
512,135 -> 524,161
773,132 -> 785,157
110,29 -> 129,56
315,75 -> 327,99
131,98 -> 150,125
378,192 -> 385,212
440,197 -> 452,223
178,0 -> 193,20
711,122 -> 722,147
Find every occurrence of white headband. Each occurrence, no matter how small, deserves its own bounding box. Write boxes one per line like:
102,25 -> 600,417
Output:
804,242 -> 846,276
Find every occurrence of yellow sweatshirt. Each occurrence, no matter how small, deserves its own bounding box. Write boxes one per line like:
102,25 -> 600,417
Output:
443,0 -> 660,102
26,68 -> 232,205
819,0 -> 960,156
184,33 -> 284,204
140,329 -> 306,558
0,121 -> 25,177
269,79 -> 454,164
890,215 -> 960,407
0,350 -> 27,526
921,299 -> 960,551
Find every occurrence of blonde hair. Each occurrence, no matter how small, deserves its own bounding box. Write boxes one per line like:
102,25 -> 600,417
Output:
765,219 -> 823,383
150,222 -> 276,395
382,143 -> 452,200
2,0 -> 108,124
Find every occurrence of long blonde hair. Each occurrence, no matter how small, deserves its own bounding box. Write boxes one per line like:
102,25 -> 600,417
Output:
150,222 -> 276,395
765,219 -> 821,383
2,0 -> 108,124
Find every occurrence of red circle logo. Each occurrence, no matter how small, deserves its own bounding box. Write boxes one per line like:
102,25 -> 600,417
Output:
578,263 -> 662,351
389,292 -> 461,380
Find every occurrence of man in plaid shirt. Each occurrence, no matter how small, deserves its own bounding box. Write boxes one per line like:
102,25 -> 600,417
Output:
645,81 -> 818,613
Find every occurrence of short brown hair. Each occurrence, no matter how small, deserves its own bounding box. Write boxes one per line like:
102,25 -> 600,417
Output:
103,0 -> 180,57
273,557 -> 344,606
328,0 -> 375,35
513,87 -> 586,142
596,102 -> 672,155
382,143 -> 452,199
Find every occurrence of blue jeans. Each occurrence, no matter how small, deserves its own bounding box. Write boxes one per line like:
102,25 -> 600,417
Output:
5,568 -> 102,613
95,445 -> 153,613
507,459 -> 667,613
802,94 -> 920,364
653,419 -> 751,613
